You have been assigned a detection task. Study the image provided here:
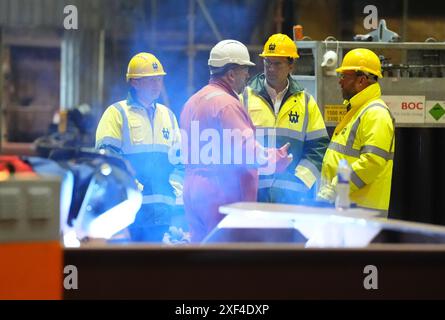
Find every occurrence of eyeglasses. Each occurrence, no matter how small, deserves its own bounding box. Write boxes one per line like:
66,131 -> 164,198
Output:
338,72 -> 369,80
136,76 -> 163,84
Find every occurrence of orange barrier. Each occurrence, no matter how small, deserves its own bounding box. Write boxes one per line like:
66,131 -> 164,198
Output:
0,241 -> 62,300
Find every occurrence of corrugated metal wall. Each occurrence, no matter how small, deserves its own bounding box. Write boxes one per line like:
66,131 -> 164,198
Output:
60,29 -> 104,110
1,0 -> 145,110
0,0 -> 101,29
0,0 -> 145,30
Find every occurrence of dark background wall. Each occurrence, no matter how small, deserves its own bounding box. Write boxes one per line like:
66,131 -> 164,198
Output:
390,128 -> 445,225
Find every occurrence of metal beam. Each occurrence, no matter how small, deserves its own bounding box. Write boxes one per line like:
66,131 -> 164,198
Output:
196,0 -> 223,41
274,0 -> 284,33
401,0 -> 409,64
187,0 -> 196,96
0,27 -> 3,152
150,0 -> 158,48
97,29 -> 105,108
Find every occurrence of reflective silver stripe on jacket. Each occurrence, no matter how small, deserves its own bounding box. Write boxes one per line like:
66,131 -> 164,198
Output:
113,102 -> 173,154
204,91 -> 225,100
256,127 -> 305,141
297,158 -> 321,181
96,136 -> 122,149
361,145 -> 394,160
328,103 -> 395,160
142,194 -> 176,206
350,170 -> 366,188
328,142 -> 361,157
166,106 -> 177,131
302,91 -> 309,139
124,144 -> 171,154
306,128 -> 329,141
258,178 -> 307,193
272,179 -> 308,193
113,102 -> 131,153
258,178 -> 274,189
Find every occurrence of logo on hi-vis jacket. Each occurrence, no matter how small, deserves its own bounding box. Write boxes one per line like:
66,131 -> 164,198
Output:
162,128 -> 170,139
288,111 -> 299,124
152,62 -> 159,70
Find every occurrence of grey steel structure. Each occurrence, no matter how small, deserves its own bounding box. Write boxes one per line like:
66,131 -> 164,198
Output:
293,41 -> 445,127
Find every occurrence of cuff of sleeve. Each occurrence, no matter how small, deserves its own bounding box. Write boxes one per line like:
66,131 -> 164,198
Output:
349,171 -> 361,192
295,165 -> 317,189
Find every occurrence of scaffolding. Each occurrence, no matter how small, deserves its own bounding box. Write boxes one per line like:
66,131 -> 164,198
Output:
0,0 -> 283,149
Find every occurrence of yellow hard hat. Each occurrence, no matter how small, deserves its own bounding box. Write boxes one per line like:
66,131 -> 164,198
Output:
126,52 -> 166,81
336,48 -> 383,78
259,33 -> 299,59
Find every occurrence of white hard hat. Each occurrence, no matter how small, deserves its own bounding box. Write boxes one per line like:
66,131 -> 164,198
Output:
321,50 -> 338,68
208,40 -> 256,68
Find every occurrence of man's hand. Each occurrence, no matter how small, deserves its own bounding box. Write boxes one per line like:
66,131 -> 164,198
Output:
135,179 -> 144,192
276,142 -> 293,173
264,142 -> 293,173
317,183 -> 336,203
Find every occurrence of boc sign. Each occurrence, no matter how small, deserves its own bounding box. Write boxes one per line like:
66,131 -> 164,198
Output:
381,95 -> 425,124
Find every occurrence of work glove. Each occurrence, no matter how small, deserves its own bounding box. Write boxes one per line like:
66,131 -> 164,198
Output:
316,178 -> 337,203
135,178 -> 144,192
162,226 -> 191,245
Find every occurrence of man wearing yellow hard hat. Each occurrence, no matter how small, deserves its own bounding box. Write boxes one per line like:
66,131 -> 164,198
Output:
243,33 -> 329,205
317,48 -> 395,215
95,52 -> 182,241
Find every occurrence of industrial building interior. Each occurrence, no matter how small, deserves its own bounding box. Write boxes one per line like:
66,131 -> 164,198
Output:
1,0 -> 445,301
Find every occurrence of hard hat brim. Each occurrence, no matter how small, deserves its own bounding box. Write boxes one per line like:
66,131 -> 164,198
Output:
335,66 -> 383,78
126,71 -> 167,81
208,60 -> 256,68
127,72 -> 167,77
259,52 -> 300,59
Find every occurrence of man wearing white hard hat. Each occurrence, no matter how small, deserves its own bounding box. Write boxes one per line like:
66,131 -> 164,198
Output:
180,40 -> 292,242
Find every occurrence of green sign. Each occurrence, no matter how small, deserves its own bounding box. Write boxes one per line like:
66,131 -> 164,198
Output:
429,103 -> 445,121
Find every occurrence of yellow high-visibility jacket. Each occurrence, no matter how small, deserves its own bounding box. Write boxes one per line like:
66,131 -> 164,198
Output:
244,74 -> 329,201
95,92 -> 182,206
321,83 -> 395,212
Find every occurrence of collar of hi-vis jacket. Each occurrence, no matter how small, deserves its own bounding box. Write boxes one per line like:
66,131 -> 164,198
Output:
334,82 -> 382,136
126,89 -> 157,110
247,73 -> 304,108
209,78 -> 240,100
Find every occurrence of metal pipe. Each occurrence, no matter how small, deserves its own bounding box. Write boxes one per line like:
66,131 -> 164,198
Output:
187,0 -> 196,97
275,0 -> 284,33
0,27 -> 3,152
60,31 -> 68,112
196,0 -> 223,41
401,0 -> 408,64
150,0 -> 158,48
97,29 -> 105,108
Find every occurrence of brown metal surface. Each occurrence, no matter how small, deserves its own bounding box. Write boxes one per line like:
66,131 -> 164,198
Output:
64,244 -> 445,299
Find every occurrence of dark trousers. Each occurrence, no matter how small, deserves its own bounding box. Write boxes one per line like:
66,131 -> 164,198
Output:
258,187 -> 310,205
128,203 -> 172,242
